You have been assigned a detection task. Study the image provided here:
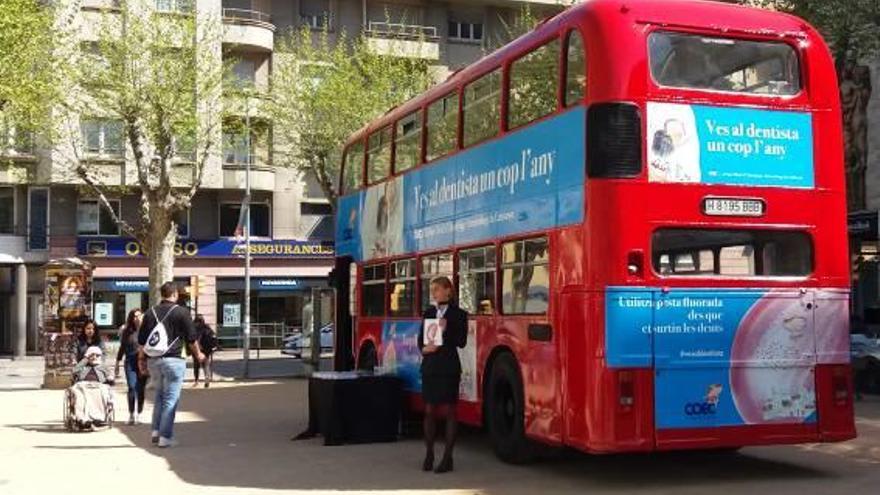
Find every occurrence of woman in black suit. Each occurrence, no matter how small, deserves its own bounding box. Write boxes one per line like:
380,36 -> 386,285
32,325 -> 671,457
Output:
418,276 -> 468,474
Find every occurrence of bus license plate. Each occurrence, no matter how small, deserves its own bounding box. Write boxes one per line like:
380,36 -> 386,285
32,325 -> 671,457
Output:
702,198 -> 765,217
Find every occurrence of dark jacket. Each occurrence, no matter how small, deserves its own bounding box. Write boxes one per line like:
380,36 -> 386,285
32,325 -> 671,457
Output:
116,326 -> 140,362
138,301 -> 197,359
196,323 -> 218,354
418,303 -> 468,376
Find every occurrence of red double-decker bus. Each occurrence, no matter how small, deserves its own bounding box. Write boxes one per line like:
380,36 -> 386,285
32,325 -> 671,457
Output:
333,0 -> 855,461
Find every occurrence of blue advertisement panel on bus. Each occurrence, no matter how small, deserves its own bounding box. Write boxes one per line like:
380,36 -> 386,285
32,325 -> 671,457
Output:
647,102 -> 814,188
604,287 -> 849,430
335,107 -> 586,262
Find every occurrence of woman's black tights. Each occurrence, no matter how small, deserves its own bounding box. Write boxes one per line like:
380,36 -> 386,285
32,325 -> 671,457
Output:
423,404 -> 457,472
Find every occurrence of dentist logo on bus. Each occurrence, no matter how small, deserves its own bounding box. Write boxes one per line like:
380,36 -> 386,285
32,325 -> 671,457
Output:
684,384 -> 723,416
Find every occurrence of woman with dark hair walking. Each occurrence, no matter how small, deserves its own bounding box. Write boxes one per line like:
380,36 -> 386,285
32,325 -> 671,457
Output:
76,320 -> 105,363
418,276 -> 468,474
193,315 -> 218,388
115,309 -> 148,424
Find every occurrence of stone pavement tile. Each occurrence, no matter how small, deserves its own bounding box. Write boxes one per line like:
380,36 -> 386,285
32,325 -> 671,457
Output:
0,357 -> 45,391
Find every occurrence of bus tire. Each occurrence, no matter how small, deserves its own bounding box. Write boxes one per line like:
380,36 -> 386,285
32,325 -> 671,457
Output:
357,342 -> 377,371
486,352 -> 534,464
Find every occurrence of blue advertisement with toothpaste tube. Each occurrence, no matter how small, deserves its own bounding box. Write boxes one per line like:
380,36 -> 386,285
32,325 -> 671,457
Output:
606,287 -> 849,429
647,102 -> 814,188
335,107 -> 586,262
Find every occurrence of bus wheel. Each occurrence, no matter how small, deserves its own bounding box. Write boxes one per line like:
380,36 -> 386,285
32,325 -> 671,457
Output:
357,342 -> 377,371
486,353 -> 533,464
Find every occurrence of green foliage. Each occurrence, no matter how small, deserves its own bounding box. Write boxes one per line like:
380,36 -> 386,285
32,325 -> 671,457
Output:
0,0 -> 61,133
742,0 -> 880,68
269,27 -> 433,205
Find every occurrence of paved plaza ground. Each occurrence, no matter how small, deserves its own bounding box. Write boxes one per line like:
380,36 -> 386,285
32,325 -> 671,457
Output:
1,372 -> 879,495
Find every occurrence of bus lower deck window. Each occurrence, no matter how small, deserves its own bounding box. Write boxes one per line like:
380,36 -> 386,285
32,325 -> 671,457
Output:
501,237 -> 550,314
652,229 -> 813,277
362,264 -> 386,316
649,32 -> 801,96
458,246 -> 497,315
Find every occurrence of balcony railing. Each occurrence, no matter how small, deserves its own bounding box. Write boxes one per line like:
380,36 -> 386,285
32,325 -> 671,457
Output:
366,21 -> 439,41
223,153 -> 272,167
223,8 -> 272,25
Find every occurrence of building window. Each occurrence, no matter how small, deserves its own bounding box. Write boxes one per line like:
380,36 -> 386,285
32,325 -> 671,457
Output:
229,57 -> 257,91
300,202 -> 333,216
463,69 -> 501,147
28,188 -> 49,250
565,30 -> 587,106
175,208 -> 190,238
300,0 -> 332,29
219,202 -> 271,238
0,187 -> 14,235
501,237 -> 550,315
81,118 -> 124,157
362,264 -> 386,317
458,245 -> 496,315
156,0 -> 193,13
388,258 -> 416,317
395,110 -> 422,173
0,119 -> 34,155
420,252 -> 453,312
367,126 -> 392,184
448,20 -> 483,42
342,141 -> 364,194
426,92 -> 458,162
509,40 -> 559,130
77,199 -> 121,236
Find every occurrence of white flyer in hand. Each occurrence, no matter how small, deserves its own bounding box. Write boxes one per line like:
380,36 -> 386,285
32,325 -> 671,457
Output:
423,318 -> 443,347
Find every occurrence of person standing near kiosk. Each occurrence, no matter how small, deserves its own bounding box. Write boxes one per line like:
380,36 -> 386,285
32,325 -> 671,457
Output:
418,276 -> 468,474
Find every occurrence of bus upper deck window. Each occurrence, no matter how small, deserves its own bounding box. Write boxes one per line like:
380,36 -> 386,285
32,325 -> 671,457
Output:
426,92 -> 458,162
342,141 -> 364,195
367,126 -> 392,184
463,69 -> 502,147
649,32 -> 801,96
565,31 -> 586,107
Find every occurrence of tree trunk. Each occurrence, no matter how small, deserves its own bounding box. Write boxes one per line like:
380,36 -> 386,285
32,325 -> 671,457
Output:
146,209 -> 177,306
840,64 -> 872,211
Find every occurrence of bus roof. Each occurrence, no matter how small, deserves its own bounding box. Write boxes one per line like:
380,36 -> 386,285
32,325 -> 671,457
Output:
345,0 -> 818,147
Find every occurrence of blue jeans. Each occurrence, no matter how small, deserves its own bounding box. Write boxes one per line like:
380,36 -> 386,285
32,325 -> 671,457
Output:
124,355 -> 148,414
148,357 -> 186,440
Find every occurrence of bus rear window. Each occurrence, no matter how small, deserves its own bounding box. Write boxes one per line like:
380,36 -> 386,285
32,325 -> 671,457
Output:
653,229 -> 812,277
649,32 -> 801,96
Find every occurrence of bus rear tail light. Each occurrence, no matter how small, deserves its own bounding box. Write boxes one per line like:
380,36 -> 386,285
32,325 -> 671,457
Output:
832,366 -> 850,407
587,103 -> 642,178
618,370 -> 635,412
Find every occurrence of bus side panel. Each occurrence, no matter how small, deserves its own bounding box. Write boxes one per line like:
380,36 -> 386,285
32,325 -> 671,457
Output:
496,316 -> 564,445
561,290 -> 590,449
584,292 -> 655,453
356,319 -> 382,364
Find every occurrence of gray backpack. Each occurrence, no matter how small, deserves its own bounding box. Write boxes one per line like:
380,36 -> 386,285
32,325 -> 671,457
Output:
143,306 -> 179,358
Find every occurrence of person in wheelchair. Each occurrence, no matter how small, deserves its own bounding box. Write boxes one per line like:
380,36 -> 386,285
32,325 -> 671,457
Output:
67,346 -> 116,430
74,346 -> 115,385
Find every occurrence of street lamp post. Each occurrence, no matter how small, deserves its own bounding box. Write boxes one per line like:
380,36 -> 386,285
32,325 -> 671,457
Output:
243,103 -> 252,379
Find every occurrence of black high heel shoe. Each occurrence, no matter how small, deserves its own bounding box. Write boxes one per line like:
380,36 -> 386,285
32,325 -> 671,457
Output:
434,456 -> 453,474
422,452 -> 434,472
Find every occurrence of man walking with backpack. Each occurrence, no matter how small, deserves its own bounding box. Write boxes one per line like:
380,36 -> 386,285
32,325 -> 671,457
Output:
139,282 -> 205,448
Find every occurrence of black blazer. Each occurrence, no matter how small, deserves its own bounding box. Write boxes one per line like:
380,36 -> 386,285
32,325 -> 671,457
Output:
418,303 -> 469,376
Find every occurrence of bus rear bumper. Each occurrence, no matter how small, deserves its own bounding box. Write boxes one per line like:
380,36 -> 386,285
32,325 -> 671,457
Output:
654,423 -> 854,451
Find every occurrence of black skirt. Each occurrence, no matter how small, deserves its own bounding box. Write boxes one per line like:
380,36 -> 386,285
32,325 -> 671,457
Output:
421,373 -> 461,405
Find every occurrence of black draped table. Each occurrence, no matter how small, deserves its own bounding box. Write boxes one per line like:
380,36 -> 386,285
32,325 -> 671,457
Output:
294,371 -> 404,446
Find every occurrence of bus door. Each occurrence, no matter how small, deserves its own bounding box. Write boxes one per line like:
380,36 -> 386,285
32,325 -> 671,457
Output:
652,288 -> 819,443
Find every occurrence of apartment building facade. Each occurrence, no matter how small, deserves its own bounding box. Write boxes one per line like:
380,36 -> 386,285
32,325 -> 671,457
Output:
0,0 -> 566,355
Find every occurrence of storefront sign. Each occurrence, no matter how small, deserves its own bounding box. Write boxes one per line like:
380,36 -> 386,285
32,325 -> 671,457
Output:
77,238 -> 335,259
94,303 -> 114,326
259,279 -> 300,289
